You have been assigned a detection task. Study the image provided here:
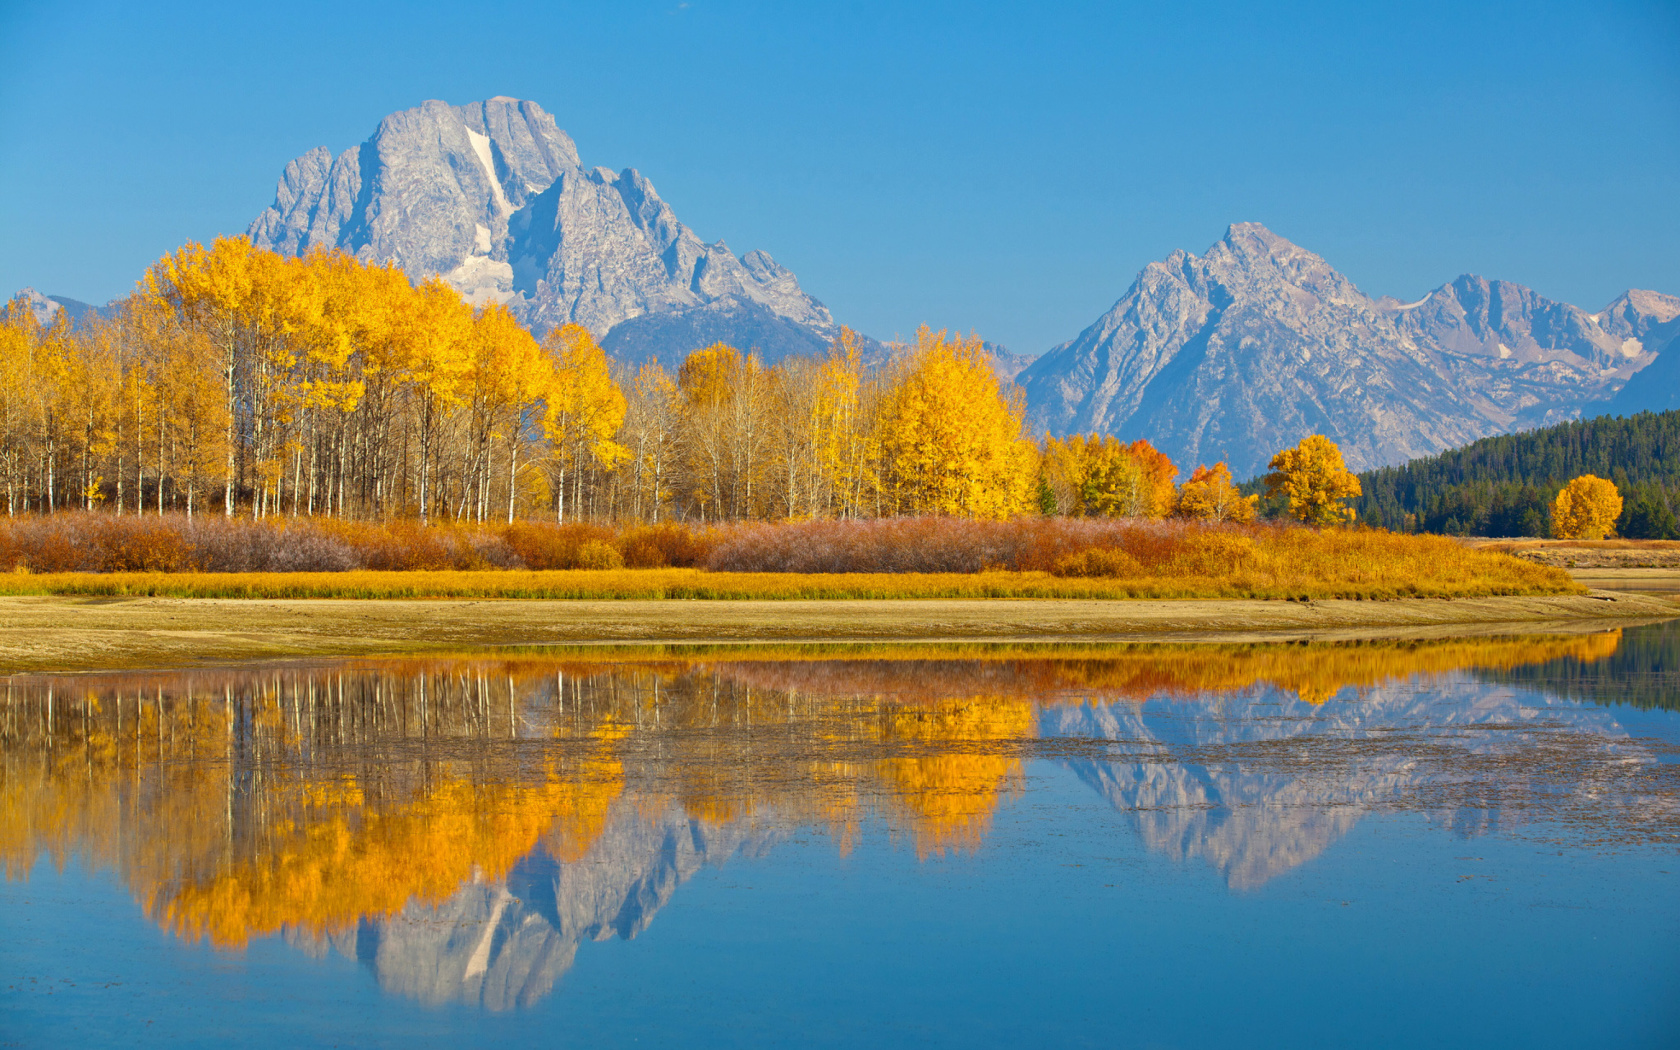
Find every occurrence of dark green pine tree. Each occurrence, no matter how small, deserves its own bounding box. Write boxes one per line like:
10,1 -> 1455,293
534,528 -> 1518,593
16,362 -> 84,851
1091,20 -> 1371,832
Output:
1352,410 -> 1680,536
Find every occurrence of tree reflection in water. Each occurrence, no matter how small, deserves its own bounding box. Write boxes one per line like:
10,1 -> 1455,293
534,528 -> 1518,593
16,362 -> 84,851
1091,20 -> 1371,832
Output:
3,630 -> 1674,1008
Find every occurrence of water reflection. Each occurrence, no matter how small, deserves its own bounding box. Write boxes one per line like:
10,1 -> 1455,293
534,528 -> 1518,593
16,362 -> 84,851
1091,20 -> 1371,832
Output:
3,631 -> 1676,1009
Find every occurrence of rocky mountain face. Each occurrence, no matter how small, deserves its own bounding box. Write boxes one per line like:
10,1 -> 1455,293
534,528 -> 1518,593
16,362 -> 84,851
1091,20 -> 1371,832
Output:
284,801 -> 775,1010
249,98 -> 840,369
1041,676 -> 1651,890
1017,223 -> 1670,476
1604,292 -> 1680,415
8,287 -> 103,327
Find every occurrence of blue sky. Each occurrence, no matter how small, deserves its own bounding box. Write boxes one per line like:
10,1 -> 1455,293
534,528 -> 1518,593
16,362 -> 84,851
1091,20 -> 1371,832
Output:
1,0 -> 1676,352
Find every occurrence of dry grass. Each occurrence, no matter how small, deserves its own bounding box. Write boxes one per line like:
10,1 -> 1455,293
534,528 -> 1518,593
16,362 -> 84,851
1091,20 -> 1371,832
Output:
0,558 -> 1575,603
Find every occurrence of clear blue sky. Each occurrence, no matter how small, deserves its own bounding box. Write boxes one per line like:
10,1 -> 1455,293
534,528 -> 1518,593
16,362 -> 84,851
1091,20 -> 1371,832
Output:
2,0 -> 1676,352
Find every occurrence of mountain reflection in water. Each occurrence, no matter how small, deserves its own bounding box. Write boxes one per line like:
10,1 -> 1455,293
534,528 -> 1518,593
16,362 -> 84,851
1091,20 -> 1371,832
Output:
3,631 -> 1676,1010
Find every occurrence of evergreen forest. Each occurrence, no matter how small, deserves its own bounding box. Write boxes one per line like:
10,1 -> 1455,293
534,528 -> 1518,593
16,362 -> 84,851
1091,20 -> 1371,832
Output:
1352,410 -> 1680,538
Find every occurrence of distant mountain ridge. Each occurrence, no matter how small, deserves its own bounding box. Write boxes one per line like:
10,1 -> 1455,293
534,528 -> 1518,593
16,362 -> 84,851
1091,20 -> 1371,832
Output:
10,287 -> 107,327
1017,223 -> 1675,477
249,97 -> 844,369
21,113 -> 1677,476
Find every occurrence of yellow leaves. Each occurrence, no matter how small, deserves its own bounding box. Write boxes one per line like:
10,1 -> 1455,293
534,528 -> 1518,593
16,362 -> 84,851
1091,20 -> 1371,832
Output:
674,342 -> 774,519
678,342 -> 745,409
1175,462 -> 1258,523
1551,475 -> 1622,540
1263,435 -> 1362,526
1045,434 -> 1179,518
875,697 -> 1032,858
878,327 -> 1035,519
812,327 -> 879,511
396,277 -> 476,404
543,324 -> 629,475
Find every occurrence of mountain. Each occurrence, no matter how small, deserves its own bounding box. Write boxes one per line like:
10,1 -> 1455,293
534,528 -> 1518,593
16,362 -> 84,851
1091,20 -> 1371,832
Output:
9,287 -> 106,326
1604,293 -> 1680,414
1017,223 -> 1668,477
1043,674 -> 1649,889
249,98 -> 841,369
284,801 -> 774,1010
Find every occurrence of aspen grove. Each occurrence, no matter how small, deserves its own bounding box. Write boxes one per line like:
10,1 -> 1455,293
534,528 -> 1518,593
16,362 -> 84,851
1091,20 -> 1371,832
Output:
0,237 -> 1275,529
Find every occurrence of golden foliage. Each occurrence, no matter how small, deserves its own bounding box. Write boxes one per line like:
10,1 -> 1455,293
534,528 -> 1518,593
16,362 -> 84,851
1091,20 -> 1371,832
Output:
1264,434 -> 1362,526
1175,462 -> 1258,523
878,327 -> 1035,519
1551,475 -> 1622,540
1041,434 -> 1178,518
541,324 -> 628,522
875,698 -> 1032,857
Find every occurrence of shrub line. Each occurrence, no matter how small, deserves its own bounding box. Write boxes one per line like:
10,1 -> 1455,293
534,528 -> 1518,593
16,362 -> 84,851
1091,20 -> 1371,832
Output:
0,567 -> 1578,602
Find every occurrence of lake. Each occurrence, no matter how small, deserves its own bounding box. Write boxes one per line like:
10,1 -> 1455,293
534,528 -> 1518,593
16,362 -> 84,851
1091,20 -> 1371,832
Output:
3,627 -> 1678,1047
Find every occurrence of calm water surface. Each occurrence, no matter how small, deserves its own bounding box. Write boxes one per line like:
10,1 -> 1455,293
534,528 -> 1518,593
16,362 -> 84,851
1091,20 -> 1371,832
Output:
3,627 -> 1679,1047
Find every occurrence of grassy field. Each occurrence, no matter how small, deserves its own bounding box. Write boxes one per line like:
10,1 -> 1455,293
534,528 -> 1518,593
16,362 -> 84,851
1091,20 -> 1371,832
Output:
0,557 -> 1578,602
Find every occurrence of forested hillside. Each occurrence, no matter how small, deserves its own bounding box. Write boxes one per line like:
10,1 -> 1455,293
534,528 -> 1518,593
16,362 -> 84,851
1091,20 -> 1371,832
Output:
1353,411 -> 1680,537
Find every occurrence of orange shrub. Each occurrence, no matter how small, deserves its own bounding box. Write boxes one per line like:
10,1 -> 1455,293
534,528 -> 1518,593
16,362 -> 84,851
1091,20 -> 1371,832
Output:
91,516 -> 191,572
1051,547 -> 1144,578
502,522 -> 617,570
619,522 -> 715,568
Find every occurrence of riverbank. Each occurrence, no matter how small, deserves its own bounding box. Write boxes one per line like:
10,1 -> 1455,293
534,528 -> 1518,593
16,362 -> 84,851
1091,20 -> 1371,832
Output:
2,589 -> 1673,674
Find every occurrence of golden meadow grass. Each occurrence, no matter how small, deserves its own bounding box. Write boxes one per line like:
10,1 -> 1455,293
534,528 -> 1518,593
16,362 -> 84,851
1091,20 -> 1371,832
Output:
0,549 -> 1576,603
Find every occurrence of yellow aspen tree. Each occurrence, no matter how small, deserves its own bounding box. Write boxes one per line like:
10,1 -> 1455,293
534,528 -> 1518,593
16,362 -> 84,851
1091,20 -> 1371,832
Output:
1174,462 -> 1258,523
462,304 -> 547,522
288,250 -> 366,516
877,327 -> 1035,519
59,319 -> 121,510
319,255 -> 407,516
1038,433 -> 1088,515
106,297 -> 164,515
154,327 -> 229,517
1551,475 -> 1622,540
0,298 -> 45,514
32,309 -> 72,511
1263,435 -> 1361,526
766,356 -> 823,518
391,278 -> 474,523
241,249 -> 314,518
815,327 -> 881,518
677,343 -> 743,520
726,349 -> 772,518
146,237 -> 254,516
1081,436 -> 1149,517
541,324 -> 627,522
675,342 -> 771,519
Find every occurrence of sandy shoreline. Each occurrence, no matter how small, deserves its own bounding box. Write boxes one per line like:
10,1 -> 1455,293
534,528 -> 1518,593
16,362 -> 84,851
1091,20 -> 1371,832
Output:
3,588 -> 1675,674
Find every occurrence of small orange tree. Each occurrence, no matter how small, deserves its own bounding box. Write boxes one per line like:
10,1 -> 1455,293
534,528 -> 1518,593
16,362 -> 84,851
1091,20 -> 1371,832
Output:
1551,475 -> 1622,540
1175,463 -> 1257,523
1264,435 -> 1361,526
